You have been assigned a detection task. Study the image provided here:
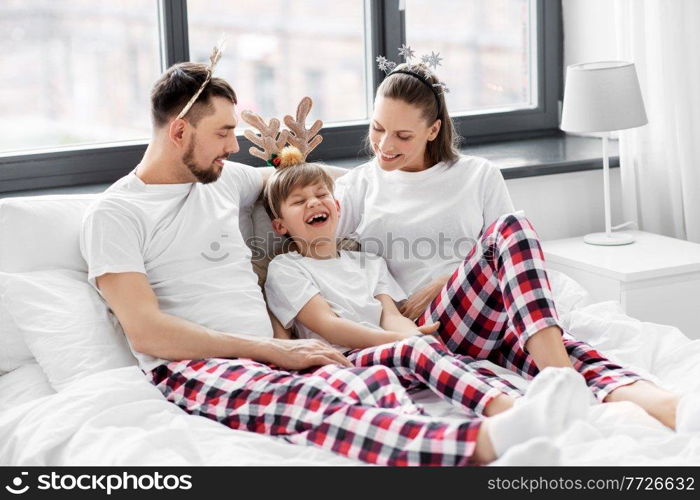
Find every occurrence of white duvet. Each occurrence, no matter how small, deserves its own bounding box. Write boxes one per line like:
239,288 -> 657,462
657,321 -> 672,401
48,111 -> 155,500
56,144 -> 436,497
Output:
1,285 -> 700,465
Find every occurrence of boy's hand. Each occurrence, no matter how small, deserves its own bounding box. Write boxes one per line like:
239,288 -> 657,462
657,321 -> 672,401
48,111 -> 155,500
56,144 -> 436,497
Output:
399,276 -> 450,320
417,322 -> 441,336
388,322 -> 442,343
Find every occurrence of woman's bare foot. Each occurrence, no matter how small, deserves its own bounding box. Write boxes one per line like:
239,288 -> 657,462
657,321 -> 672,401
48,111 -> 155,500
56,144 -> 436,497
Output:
605,380 -> 681,429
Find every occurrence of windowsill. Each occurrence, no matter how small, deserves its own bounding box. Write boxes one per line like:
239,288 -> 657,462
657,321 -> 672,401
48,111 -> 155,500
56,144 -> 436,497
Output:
468,133 -> 618,179
0,133 -> 617,199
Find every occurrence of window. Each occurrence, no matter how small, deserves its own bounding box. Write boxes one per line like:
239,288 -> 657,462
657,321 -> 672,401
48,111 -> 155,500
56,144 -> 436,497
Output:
0,0 -> 161,154
188,0 -> 369,125
404,0 -> 535,114
0,0 -> 560,194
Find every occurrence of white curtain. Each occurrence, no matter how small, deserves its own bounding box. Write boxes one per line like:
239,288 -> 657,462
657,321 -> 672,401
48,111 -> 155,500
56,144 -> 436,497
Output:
614,0 -> 700,242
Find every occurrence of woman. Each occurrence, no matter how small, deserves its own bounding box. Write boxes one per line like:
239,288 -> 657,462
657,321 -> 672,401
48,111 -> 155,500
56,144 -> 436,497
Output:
334,61 -> 699,431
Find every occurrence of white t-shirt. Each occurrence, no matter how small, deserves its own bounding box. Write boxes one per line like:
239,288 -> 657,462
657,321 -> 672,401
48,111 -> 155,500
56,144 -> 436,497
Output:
334,155 -> 515,295
80,161 -> 273,371
264,250 -> 406,353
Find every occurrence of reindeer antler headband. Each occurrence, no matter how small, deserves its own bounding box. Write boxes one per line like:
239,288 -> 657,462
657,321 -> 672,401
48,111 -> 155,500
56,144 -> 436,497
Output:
241,96 -> 323,167
176,36 -> 228,120
242,97 -> 324,219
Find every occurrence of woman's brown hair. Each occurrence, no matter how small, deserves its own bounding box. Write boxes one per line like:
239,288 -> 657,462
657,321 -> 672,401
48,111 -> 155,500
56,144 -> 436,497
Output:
375,62 -> 461,166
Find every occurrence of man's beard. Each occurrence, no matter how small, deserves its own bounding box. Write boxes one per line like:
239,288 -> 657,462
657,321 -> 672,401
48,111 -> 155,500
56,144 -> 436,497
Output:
182,135 -> 224,184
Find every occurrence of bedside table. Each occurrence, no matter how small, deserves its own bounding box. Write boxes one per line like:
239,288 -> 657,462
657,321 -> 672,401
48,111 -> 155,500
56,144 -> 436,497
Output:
541,230 -> 700,339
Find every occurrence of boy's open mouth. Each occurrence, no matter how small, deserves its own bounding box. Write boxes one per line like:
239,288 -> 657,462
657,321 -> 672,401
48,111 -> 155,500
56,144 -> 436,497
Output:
305,213 -> 329,226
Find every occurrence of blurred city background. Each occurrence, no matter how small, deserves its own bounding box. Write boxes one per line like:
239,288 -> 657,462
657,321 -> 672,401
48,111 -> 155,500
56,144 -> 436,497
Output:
0,0 -> 532,153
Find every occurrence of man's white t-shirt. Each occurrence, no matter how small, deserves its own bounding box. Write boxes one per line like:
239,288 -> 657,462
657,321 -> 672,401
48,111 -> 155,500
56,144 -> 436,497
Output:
334,155 -> 515,296
80,162 -> 273,371
264,250 -> 406,353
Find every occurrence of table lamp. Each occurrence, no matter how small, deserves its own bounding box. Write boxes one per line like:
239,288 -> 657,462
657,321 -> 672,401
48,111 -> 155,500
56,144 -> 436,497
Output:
560,61 -> 648,246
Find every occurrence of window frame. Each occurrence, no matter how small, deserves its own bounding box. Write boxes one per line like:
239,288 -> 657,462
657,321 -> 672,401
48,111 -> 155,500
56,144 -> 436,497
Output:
0,0 -> 561,194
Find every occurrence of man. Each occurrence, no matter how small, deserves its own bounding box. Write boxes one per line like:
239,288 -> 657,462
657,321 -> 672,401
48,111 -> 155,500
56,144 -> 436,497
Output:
80,62 -> 558,466
81,64 -> 347,371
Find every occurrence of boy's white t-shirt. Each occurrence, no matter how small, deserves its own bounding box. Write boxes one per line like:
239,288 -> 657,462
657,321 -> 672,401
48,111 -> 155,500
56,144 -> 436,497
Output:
334,155 -> 515,296
264,250 -> 406,353
80,161 -> 273,372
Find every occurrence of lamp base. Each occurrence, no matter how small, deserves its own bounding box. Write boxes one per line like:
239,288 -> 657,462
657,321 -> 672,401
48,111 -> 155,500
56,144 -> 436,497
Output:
583,232 -> 635,246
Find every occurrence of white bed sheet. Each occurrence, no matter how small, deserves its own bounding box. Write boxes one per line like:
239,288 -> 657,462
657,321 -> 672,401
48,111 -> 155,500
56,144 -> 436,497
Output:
0,364 -> 357,466
1,298 -> 699,466
0,364 -> 55,414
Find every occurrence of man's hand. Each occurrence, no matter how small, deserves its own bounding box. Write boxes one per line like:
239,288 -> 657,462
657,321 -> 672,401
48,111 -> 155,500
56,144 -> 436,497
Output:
259,338 -> 352,370
96,272 -> 346,367
399,275 -> 450,320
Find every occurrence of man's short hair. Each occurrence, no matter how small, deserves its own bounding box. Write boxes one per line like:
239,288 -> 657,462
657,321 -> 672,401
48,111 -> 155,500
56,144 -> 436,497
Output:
150,62 -> 237,128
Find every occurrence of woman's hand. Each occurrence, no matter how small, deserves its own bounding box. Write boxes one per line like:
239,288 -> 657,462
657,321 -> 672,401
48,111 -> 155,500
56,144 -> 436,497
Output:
399,275 -> 450,320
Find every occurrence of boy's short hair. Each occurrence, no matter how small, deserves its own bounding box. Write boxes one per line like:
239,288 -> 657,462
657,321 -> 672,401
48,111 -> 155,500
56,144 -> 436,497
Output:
263,163 -> 335,220
150,62 -> 237,128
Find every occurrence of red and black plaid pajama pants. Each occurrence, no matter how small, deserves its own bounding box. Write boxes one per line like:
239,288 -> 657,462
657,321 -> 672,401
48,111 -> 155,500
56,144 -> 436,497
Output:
345,335 -> 522,415
148,358 -> 483,466
417,212 -> 644,402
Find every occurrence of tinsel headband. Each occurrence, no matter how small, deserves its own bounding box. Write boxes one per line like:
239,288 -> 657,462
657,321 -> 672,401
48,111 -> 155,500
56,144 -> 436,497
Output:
376,44 -> 449,119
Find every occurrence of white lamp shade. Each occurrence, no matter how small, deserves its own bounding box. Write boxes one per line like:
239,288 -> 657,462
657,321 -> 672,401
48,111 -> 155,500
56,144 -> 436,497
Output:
560,61 -> 648,133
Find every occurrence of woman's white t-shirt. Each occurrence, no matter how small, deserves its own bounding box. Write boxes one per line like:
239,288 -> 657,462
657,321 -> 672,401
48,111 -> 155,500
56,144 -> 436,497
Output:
334,155 -> 515,296
265,250 -> 406,353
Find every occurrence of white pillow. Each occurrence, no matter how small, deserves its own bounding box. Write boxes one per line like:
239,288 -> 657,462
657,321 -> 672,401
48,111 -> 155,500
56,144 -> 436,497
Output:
0,272 -> 34,374
3,269 -> 137,391
0,195 -> 96,273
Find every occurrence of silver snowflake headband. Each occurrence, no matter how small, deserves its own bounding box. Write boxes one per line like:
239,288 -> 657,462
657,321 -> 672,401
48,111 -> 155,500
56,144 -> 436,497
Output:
176,36 -> 228,120
376,44 -> 449,118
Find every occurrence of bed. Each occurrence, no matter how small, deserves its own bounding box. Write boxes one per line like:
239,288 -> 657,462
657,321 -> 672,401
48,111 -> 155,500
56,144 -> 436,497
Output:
1,192 -> 699,466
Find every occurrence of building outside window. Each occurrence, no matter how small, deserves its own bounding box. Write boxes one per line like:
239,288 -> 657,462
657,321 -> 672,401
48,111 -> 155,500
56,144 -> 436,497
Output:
0,0 -> 558,193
